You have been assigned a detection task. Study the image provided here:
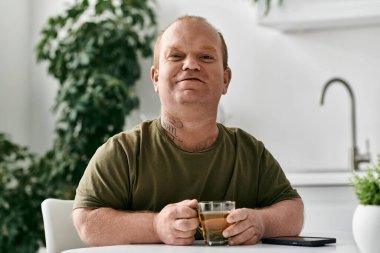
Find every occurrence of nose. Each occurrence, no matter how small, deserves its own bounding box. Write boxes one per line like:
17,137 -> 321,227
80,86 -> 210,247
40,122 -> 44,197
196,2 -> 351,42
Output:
182,56 -> 200,71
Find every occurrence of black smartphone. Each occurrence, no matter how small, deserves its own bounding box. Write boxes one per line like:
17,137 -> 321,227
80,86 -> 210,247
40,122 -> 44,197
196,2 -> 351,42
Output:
262,236 -> 336,247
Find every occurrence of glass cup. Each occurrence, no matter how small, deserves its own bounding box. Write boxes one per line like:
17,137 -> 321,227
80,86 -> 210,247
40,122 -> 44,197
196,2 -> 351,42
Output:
197,201 -> 235,246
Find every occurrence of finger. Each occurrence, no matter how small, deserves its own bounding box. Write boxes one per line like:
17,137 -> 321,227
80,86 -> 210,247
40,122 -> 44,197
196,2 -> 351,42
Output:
228,227 -> 260,245
174,217 -> 199,232
173,228 -> 197,239
175,205 -> 198,219
226,208 -> 248,223
171,237 -> 195,246
177,199 -> 198,209
223,219 -> 251,238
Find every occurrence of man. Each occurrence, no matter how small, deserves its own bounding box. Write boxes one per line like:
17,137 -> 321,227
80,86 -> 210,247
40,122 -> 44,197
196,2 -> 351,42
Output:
72,15 -> 304,246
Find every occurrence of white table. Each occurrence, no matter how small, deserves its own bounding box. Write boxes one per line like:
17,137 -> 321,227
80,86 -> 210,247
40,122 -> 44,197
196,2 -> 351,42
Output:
62,232 -> 359,253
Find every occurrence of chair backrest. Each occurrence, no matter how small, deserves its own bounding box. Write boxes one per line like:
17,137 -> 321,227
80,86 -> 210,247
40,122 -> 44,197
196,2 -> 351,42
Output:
41,198 -> 87,253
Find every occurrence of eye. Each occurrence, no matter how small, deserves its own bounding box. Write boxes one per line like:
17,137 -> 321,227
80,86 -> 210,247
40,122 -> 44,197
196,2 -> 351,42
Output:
200,54 -> 215,62
167,52 -> 184,61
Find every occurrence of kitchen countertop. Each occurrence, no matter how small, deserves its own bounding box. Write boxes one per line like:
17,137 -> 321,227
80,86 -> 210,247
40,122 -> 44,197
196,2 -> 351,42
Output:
287,171 -> 354,187
286,170 -> 367,187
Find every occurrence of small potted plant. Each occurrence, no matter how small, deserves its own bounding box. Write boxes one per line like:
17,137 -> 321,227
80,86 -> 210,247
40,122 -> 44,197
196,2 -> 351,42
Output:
352,157 -> 380,253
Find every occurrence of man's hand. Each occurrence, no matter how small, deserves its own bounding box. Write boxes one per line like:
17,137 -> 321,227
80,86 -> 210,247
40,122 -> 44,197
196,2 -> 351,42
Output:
153,199 -> 199,245
222,208 -> 264,245
222,199 -> 304,245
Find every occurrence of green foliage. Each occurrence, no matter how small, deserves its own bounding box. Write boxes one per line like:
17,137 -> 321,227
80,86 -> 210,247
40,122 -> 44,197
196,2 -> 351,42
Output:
352,158 -> 380,205
36,0 -> 157,198
1,0 -> 156,252
0,133 -> 45,253
254,0 -> 283,15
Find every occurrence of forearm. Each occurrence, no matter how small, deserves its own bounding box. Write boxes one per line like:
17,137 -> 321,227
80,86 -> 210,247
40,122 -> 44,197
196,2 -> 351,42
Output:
259,198 -> 304,238
73,208 -> 161,246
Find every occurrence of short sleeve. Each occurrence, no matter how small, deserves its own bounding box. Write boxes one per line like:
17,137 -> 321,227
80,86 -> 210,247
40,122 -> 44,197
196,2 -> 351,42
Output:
256,146 -> 300,207
73,137 -> 131,210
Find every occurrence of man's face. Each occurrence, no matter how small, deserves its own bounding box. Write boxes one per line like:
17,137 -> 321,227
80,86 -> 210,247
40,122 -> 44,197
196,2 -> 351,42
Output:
151,19 -> 231,109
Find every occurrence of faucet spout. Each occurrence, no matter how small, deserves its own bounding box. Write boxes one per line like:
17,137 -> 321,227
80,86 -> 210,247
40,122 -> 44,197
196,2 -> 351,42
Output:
320,77 -> 370,171
320,77 -> 357,151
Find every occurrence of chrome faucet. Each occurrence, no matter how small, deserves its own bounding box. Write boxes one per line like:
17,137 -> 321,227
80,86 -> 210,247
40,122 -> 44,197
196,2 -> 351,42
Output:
320,77 -> 371,171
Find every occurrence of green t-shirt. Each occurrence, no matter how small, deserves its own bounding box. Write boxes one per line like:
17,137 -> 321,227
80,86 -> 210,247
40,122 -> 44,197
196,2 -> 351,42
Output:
73,119 -> 299,211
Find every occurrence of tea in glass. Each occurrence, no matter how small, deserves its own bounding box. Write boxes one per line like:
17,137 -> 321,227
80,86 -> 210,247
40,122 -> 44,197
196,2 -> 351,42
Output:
198,201 -> 235,246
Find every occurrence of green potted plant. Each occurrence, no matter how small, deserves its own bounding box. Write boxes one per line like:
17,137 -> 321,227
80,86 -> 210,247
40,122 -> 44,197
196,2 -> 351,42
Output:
1,1 -> 157,252
352,157 -> 380,253
254,0 -> 282,15
0,133 -> 46,253
36,0 -> 157,199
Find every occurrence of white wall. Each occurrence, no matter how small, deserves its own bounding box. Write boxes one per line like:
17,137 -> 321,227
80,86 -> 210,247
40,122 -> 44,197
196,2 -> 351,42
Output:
148,0 -> 380,172
0,0 -> 30,146
1,0 -> 379,172
28,0 -> 70,153
298,186 -> 359,233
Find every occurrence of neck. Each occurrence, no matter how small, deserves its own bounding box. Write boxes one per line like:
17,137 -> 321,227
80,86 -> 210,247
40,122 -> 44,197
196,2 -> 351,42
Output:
160,109 -> 219,152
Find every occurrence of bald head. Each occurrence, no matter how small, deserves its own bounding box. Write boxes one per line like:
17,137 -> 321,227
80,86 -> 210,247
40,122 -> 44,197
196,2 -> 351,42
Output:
153,16 -> 229,69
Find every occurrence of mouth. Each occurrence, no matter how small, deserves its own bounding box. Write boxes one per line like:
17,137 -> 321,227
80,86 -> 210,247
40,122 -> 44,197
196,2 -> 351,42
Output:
178,77 -> 204,83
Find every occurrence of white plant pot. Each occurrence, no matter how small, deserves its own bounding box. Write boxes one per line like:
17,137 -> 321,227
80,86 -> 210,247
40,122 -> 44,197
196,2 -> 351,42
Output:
352,204 -> 380,253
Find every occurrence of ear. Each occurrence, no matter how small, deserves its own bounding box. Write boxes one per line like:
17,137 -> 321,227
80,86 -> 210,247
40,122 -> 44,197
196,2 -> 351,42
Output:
222,67 -> 232,95
150,66 -> 159,93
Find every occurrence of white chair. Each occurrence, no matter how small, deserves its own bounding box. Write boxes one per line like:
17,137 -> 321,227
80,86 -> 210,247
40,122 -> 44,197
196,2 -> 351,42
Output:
41,198 -> 87,253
